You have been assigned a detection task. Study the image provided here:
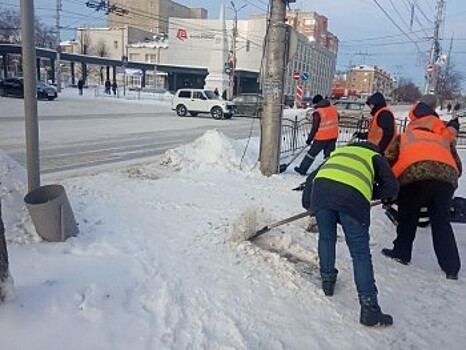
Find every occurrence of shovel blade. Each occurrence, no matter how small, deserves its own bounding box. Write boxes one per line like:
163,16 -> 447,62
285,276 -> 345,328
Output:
248,226 -> 270,241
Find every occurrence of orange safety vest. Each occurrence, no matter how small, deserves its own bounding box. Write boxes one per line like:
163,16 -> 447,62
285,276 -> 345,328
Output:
314,105 -> 339,141
391,128 -> 458,178
407,114 -> 457,142
367,106 -> 398,151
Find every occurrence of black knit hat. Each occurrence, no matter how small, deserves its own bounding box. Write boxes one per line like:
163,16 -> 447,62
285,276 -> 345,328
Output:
312,94 -> 324,105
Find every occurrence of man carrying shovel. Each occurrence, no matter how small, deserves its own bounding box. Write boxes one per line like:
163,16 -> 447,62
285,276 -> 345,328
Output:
294,95 -> 339,175
307,140 -> 398,326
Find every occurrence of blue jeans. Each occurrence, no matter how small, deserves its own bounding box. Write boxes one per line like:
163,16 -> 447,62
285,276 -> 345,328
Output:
315,208 -> 377,299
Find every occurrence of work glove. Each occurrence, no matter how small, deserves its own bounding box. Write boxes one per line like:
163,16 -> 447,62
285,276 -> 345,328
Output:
305,138 -> 312,146
381,198 -> 397,206
446,118 -> 460,131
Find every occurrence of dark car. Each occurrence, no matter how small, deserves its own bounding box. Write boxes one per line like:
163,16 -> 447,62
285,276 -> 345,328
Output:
232,93 -> 264,117
300,96 -> 313,109
0,78 -> 58,100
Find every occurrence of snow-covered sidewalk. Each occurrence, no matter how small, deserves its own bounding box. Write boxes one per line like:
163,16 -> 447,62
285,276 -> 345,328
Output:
0,131 -> 465,349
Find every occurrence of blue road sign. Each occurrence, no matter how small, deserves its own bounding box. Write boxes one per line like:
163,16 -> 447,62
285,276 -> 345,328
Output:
301,72 -> 309,81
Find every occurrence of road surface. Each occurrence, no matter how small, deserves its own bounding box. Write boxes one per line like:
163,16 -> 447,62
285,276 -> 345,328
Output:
0,92 -> 261,175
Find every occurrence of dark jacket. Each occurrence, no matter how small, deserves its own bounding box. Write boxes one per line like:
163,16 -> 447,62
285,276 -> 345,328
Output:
304,141 -> 399,224
77,79 -> 84,89
363,92 -> 395,153
307,99 -> 338,143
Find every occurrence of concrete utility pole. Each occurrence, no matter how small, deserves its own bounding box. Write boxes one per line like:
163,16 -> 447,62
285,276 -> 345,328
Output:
56,0 -> 62,92
260,0 -> 288,176
424,0 -> 446,95
229,1 -> 247,97
20,0 -> 41,191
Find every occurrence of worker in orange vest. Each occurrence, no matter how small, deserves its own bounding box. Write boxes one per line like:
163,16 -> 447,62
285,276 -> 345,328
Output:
406,96 -> 458,141
294,95 -> 339,175
382,94 -> 461,280
354,92 -> 397,154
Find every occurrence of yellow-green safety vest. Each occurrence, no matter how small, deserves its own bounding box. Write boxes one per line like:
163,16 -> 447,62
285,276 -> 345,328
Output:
314,146 -> 377,202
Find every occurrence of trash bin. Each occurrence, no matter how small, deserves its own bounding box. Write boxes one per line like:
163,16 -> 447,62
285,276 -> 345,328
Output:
24,184 -> 79,242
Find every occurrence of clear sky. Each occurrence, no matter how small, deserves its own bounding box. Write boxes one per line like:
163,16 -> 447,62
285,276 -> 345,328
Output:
3,0 -> 466,88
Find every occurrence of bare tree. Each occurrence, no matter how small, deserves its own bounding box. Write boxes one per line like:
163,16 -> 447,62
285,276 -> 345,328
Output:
0,9 -> 56,48
392,78 -> 422,103
0,10 -> 21,44
438,63 -> 464,106
94,40 -> 109,83
79,30 -> 92,55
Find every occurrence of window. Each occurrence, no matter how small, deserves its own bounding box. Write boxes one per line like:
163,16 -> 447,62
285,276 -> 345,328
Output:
192,91 -> 205,99
178,91 -> 191,98
129,53 -> 140,61
145,54 -> 157,63
114,41 -> 118,49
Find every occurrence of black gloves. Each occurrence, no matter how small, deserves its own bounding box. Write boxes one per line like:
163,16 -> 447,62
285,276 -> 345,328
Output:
306,138 -> 312,146
382,198 -> 397,206
446,118 -> 460,131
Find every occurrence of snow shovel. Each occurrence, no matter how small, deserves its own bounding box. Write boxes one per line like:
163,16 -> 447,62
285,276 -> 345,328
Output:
249,200 -> 383,241
279,147 -> 308,173
248,211 -> 310,241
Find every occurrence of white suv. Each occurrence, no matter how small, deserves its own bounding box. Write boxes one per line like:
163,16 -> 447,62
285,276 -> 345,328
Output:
172,89 -> 235,119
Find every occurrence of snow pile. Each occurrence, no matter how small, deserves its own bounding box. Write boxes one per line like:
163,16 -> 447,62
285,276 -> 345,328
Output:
160,129 -> 259,173
1,135 -> 466,349
228,206 -> 266,241
0,150 -> 38,243
0,274 -> 15,304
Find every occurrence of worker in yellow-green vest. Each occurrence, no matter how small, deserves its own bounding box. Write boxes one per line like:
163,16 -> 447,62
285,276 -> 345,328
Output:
305,140 -> 398,326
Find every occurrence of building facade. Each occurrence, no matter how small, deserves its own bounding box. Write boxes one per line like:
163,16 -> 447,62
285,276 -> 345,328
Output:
168,10 -> 338,98
107,0 -> 207,34
346,65 -> 396,99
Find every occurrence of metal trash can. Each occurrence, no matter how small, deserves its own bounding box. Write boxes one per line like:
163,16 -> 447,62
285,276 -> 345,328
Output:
24,184 -> 79,242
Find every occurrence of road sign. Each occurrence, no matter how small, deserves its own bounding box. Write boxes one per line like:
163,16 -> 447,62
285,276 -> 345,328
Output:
295,85 -> 304,107
301,72 -> 309,81
293,70 -> 300,80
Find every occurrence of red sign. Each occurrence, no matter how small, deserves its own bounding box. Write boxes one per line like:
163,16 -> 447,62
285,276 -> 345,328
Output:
295,85 -> 304,107
176,29 -> 188,41
293,70 -> 301,81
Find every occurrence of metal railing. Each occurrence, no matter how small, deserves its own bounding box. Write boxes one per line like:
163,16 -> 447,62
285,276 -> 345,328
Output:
280,116 -> 466,162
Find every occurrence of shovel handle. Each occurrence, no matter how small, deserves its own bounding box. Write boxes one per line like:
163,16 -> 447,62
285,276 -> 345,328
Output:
250,211 -> 310,240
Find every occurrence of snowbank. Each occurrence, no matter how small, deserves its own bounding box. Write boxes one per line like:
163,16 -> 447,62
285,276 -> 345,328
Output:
1,134 -> 466,349
160,129 -> 260,173
0,151 -> 38,243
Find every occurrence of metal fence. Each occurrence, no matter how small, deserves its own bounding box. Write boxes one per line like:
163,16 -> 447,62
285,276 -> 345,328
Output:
280,115 -> 466,162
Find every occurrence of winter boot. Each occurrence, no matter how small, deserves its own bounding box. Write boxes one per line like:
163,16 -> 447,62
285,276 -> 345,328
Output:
381,248 -> 410,265
294,155 -> 315,176
359,296 -> 393,327
321,270 -> 338,296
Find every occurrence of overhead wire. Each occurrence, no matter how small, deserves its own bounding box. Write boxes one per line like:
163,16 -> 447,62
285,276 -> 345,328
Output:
370,0 -> 422,53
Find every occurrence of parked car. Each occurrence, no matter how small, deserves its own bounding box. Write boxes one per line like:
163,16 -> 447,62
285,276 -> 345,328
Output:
0,78 -> 58,100
171,89 -> 235,119
333,100 -> 370,120
232,93 -> 263,117
300,97 -> 313,109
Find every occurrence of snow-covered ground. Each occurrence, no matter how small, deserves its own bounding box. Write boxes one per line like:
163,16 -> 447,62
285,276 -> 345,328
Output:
1,130 -> 465,349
